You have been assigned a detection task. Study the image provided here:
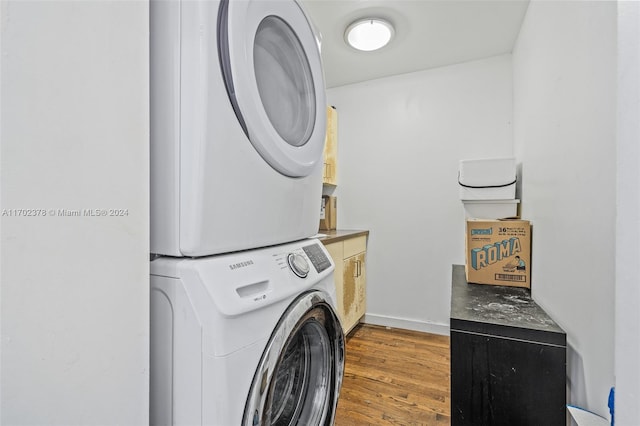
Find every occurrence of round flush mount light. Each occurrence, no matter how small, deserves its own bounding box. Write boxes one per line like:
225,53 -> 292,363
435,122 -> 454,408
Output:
345,18 -> 395,52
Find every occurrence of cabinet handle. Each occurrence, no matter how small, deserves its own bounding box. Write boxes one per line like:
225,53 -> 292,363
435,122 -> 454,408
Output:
355,260 -> 361,277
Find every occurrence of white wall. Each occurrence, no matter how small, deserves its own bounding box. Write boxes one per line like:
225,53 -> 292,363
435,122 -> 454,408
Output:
615,1 -> 640,423
327,55 -> 513,334
1,1 -> 149,424
513,0 -> 617,418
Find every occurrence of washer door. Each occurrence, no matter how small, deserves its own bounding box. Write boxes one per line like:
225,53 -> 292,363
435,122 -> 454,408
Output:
218,0 -> 326,178
244,291 -> 344,425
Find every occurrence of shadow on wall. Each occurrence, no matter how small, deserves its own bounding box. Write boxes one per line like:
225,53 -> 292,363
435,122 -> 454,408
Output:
516,162 -> 523,200
567,342 -> 587,414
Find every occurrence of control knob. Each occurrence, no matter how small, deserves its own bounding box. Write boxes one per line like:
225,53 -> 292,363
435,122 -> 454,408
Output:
287,253 -> 310,278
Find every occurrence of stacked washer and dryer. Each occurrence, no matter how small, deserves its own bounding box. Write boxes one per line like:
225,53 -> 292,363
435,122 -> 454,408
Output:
149,0 -> 345,425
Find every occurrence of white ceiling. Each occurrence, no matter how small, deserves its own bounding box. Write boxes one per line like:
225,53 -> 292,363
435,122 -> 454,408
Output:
300,0 -> 530,88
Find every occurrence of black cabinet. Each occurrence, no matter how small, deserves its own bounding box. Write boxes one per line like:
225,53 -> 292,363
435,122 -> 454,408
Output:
450,265 -> 566,426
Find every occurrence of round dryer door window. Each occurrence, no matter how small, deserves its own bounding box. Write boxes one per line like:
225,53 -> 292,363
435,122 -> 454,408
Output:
254,16 -> 315,148
244,291 -> 345,426
219,0 -> 326,178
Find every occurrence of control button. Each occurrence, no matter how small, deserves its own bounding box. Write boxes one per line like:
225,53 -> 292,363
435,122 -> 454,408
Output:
287,253 -> 310,278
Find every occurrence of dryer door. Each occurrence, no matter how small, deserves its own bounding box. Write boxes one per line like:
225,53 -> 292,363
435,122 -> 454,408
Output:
244,290 -> 344,426
219,0 -> 326,178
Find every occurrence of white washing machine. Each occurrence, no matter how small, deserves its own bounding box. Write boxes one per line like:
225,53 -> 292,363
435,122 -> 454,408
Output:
150,239 -> 345,425
150,0 -> 328,257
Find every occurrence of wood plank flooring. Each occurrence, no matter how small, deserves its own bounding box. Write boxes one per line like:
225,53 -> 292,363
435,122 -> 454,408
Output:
334,324 -> 451,426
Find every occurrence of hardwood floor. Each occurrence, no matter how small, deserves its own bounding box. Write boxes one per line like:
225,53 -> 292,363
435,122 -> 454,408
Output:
334,324 -> 451,426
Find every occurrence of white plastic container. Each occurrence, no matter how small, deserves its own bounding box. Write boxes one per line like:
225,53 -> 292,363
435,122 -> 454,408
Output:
462,199 -> 520,219
459,157 -> 517,200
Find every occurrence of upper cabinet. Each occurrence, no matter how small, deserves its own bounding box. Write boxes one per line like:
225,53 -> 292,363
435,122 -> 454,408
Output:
322,106 -> 337,186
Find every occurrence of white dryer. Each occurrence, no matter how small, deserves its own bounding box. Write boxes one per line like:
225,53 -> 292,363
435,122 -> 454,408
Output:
150,239 -> 345,425
151,0 -> 328,257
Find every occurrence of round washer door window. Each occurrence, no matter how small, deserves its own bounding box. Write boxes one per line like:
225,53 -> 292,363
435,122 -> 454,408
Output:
219,0 -> 326,178
244,291 -> 344,426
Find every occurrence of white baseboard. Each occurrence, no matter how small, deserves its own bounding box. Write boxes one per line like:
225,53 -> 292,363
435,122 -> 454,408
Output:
362,314 -> 450,336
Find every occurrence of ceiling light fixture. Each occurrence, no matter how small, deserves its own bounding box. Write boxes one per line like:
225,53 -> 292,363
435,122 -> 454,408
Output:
345,18 -> 395,52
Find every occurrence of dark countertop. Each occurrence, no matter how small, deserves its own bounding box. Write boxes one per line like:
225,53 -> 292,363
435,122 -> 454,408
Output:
450,264 -> 565,345
315,229 -> 369,245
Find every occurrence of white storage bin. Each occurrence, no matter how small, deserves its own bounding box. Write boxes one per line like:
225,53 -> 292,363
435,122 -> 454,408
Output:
462,199 -> 520,219
459,157 -> 517,200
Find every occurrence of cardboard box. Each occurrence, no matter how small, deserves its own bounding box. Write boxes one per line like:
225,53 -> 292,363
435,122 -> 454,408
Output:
465,219 -> 531,288
319,196 -> 336,231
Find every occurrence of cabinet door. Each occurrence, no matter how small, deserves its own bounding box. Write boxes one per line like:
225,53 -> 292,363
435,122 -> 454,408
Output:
451,330 -> 566,426
322,106 -> 337,185
323,242 -> 345,325
342,252 -> 366,333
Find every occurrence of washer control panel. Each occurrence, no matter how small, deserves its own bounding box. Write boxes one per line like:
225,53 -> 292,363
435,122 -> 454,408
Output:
302,243 -> 332,273
287,253 -> 310,278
